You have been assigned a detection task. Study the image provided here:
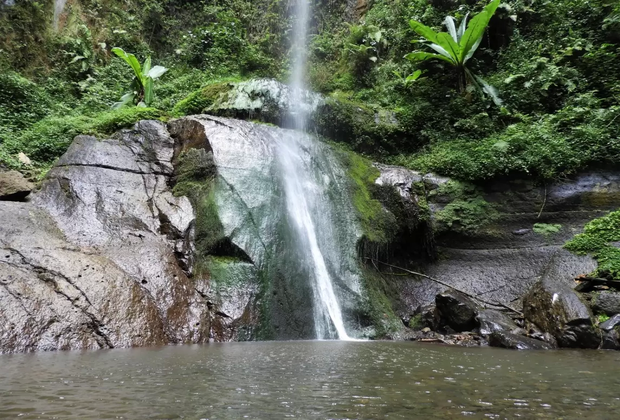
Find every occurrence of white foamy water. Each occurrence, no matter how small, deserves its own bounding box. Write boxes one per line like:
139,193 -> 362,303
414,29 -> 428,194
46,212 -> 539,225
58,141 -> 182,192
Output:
280,0 -> 352,340
53,0 -> 67,30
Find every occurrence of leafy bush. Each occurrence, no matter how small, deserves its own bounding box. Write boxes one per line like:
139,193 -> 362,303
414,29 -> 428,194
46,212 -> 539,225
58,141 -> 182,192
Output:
0,72 -> 54,136
406,0 -> 502,103
400,98 -> 620,181
565,210 -> 620,279
111,48 -> 168,108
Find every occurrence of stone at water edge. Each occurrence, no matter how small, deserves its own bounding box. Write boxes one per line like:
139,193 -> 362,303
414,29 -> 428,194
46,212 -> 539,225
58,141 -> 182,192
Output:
488,331 -> 554,350
598,314 -> 620,350
600,313 -> 620,331
476,309 -> 524,337
523,278 -> 601,349
0,170 -> 34,201
435,291 -> 480,332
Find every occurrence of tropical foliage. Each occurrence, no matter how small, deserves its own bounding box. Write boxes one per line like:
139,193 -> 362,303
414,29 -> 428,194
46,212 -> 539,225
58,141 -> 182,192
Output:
111,48 -> 168,108
405,0 -> 502,104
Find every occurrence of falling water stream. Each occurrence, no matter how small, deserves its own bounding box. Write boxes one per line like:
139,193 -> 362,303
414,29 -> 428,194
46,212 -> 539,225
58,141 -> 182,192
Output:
53,0 -> 67,30
280,0 -> 351,340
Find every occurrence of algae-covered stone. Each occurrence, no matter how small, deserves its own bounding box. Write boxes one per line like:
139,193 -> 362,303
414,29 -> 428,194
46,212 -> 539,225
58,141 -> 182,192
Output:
523,275 -> 600,349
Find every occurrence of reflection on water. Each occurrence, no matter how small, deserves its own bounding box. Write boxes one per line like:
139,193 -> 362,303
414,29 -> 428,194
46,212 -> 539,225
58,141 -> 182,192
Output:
1,341 -> 620,419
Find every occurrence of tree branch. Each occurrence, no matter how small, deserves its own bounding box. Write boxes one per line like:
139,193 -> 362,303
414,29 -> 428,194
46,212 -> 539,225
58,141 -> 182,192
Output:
366,258 -> 523,316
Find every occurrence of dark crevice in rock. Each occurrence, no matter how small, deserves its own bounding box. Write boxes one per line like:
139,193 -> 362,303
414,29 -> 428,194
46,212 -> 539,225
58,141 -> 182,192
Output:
208,236 -> 254,264
55,163 -> 169,176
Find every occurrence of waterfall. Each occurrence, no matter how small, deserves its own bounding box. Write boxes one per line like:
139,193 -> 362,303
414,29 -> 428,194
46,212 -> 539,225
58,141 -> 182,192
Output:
53,0 -> 67,31
280,0 -> 352,340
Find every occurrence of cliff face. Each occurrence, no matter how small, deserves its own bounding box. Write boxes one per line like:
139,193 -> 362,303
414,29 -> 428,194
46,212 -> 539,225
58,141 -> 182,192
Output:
1,113 -> 619,352
0,115 -> 395,352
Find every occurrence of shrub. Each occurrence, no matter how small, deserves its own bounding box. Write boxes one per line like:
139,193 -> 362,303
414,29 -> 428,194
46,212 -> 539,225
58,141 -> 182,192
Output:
565,210 -> 620,279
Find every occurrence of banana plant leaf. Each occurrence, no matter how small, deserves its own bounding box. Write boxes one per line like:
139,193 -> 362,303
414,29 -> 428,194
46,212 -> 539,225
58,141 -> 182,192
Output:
111,48 -> 143,82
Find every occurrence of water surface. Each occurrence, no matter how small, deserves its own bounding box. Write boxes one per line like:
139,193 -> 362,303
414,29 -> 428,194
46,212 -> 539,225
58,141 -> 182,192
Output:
1,341 -> 620,419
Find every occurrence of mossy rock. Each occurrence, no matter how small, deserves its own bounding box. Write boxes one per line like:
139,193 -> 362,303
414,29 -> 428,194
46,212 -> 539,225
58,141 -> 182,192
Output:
565,210 -> 620,279
312,97 -> 411,156
172,81 -> 235,116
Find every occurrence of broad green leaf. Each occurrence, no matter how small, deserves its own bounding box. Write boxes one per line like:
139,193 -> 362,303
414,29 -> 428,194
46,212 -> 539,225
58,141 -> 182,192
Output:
112,47 -> 142,80
148,65 -> 168,79
436,32 -> 461,62
459,0 -> 500,62
409,20 -> 441,44
144,78 -> 154,107
444,16 -> 458,43
369,56 -> 378,62
405,51 -> 454,64
457,13 -> 469,41
142,56 -> 152,78
406,70 -> 423,82
112,92 -> 135,109
465,68 -> 503,106
464,35 -> 483,63
428,43 -> 455,62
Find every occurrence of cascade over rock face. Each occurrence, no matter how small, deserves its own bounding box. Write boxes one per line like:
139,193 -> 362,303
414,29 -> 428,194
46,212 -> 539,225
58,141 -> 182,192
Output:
0,116 -> 380,352
169,115 -> 367,339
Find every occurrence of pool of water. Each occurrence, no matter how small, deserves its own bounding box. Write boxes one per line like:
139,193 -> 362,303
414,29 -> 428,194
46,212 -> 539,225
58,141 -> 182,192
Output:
1,341 -> 620,419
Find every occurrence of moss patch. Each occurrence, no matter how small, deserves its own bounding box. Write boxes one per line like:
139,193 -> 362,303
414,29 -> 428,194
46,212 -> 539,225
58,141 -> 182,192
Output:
172,80 -> 237,116
334,147 -> 396,247
565,210 -> 620,279
359,268 -> 403,338
432,181 -> 499,236
0,107 -> 167,169
533,223 -> 562,236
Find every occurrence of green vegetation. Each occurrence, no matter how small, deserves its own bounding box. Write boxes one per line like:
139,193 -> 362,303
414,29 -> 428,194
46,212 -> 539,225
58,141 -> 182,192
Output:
0,0 -> 290,172
533,223 -> 562,236
3,0 -> 619,184
172,81 -> 236,116
336,148 -> 397,246
306,0 -> 620,181
406,0 -> 501,103
111,48 -> 168,108
597,313 -> 611,324
565,210 -> 620,279
1,107 -> 166,173
432,180 -> 499,235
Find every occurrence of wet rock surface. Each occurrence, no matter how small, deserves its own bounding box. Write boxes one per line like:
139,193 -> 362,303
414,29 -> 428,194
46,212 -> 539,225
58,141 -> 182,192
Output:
488,331 -> 554,350
0,120 -> 254,353
523,274 -> 600,349
592,291 -> 620,316
374,163 -> 620,350
435,291 -> 480,332
477,309 -> 523,337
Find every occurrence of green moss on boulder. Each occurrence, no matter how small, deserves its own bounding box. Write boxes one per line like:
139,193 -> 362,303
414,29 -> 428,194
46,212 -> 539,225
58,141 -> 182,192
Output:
565,210 -> 620,279
172,81 -> 235,116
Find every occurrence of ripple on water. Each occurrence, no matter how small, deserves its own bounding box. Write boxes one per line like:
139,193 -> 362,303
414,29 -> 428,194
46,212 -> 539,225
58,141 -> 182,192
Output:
1,342 -> 620,419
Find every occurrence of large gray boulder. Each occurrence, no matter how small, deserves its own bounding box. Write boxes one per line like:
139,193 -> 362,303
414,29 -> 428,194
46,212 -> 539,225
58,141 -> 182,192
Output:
435,291 -> 480,332
0,120 -> 250,353
523,270 -> 600,349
